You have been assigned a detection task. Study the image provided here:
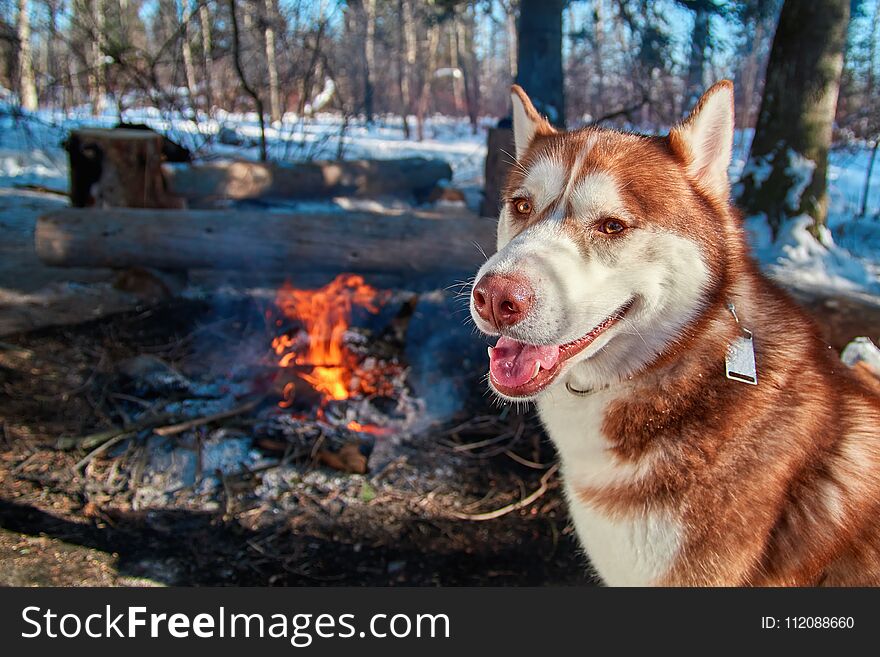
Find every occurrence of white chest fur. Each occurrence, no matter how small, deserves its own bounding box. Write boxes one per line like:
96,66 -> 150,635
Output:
537,387 -> 681,586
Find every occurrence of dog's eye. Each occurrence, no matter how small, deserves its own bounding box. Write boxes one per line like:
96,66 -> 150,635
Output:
512,198 -> 532,216
598,219 -> 626,235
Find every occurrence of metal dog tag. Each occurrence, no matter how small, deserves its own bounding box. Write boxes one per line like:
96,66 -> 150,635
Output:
726,328 -> 757,385
725,302 -> 757,385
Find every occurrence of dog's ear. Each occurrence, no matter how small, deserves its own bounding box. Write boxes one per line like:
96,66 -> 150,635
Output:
668,80 -> 734,199
510,85 -> 554,160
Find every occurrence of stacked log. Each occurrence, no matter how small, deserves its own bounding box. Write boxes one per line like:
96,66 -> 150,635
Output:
162,157 -> 453,203
35,208 -> 496,284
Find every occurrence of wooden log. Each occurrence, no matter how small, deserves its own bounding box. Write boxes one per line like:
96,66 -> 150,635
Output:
161,157 -> 453,202
480,127 -> 514,218
67,128 -> 185,209
35,208 -> 497,283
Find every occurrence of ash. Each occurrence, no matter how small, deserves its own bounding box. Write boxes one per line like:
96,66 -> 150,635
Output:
75,286 -> 481,516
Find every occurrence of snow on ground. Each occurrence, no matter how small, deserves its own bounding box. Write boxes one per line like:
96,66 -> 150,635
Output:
5,105 -> 489,188
1,106 -> 879,300
730,130 -> 880,299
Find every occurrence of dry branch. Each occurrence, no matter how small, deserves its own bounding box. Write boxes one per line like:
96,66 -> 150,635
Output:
153,397 -> 263,436
451,462 -> 560,521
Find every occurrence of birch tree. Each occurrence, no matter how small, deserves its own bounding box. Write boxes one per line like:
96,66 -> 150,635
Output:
264,0 -> 282,123
16,0 -> 38,110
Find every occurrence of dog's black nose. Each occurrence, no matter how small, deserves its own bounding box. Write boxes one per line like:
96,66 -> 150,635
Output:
473,274 -> 533,330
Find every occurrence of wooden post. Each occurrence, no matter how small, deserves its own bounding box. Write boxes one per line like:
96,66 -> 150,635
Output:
480,127 -> 514,218
67,128 -> 185,209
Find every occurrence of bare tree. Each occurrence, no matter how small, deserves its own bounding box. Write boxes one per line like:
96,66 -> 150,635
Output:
228,0 -> 267,160
16,0 -> 38,110
516,0 -> 564,126
501,0 -> 518,79
87,0 -> 107,115
179,0 -> 198,110
364,0 -> 376,122
264,0 -> 282,123
198,1 -> 214,110
397,0 -> 417,137
416,19 -> 441,140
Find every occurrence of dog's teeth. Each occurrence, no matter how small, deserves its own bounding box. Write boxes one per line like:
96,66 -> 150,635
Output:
488,347 -> 494,358
532,362 -> 541,380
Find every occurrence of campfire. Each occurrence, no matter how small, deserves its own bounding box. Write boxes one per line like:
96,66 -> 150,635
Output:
267,274 -> 404,436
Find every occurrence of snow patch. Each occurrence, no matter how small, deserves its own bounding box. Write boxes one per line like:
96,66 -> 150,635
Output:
740,151 -> 774,190
784,150 -> 816,211
755,215 -> 879,295
841,337 -> 880,376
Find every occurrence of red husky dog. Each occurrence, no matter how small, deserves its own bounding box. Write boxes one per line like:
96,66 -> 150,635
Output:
470,81 -> 880,586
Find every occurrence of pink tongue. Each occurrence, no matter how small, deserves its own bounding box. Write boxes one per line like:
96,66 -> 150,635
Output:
489,337 -> 560,388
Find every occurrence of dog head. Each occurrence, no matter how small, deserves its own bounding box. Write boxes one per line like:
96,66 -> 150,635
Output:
471,82 -> 736,400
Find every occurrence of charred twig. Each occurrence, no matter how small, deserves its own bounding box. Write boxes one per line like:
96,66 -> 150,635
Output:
73,432 -> 135,473
451,463 -> 560,521
152,397 -> 263,436
12,451 -> 40,475
59,408 -> 176,451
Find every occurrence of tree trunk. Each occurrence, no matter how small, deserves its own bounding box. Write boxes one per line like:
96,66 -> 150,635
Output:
44,0 -> 59,107
737,20 -> 764,129
198,2 -> 214,110
35,208 -> 496,283
264,0 -> 282,123
363,0 -> 376,123
506,3 -> 517,79
450,19 -> 464,114
686,5 -> 711,108
228,0 -> 267,161
592,1 -> 606,119
16,0 -> 38,111
738,0 -> 850,238
515,0 -> 565,127
88,0 -> 106,116
480,128 -> 515,218
397,0 -> 410,137
868,0 -> 880,98
180,1 -> 198,112
456,8 -> 479,133
399,0 -> 417,138
416,22 -> 441,141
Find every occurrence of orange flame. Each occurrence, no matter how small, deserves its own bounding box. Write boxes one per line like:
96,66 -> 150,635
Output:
346,420 -> 392,435
272,274 -> 382,403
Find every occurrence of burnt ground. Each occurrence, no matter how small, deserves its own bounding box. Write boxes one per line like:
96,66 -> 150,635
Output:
0,298 -> 594,586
